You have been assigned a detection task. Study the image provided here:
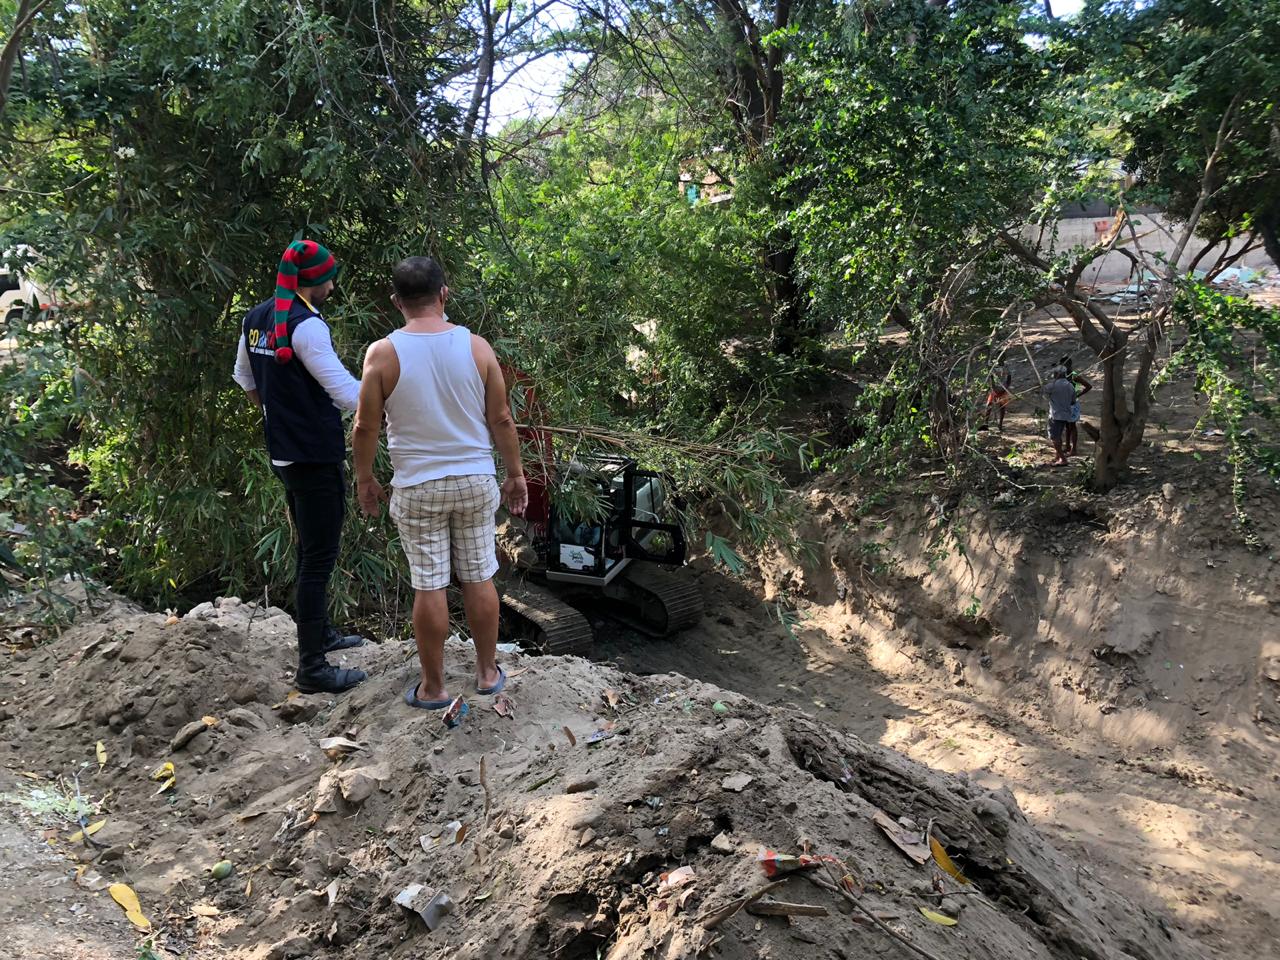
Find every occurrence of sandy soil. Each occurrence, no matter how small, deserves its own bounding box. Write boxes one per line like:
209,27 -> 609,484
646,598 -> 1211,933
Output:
0,591 -> 1195,960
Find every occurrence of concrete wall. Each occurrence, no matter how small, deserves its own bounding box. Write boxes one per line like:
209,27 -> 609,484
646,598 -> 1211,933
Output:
1032,214 -> 1273,286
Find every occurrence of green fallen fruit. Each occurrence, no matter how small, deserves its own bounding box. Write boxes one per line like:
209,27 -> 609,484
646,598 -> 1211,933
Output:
210,860 -> 234,880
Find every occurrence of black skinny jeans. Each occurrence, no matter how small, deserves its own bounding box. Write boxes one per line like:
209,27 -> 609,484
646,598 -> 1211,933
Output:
273,463 -> 345,635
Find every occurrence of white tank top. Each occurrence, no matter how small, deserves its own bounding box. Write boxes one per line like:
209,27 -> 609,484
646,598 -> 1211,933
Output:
384,326 -> 495,487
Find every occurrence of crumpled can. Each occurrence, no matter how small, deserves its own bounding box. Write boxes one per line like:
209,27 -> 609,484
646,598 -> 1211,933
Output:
443,696 -> 469,729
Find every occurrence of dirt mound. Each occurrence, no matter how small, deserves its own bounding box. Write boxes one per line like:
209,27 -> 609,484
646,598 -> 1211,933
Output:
0,597 -> 1194,960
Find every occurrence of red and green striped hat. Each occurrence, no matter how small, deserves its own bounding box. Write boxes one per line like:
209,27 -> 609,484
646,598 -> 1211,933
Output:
272,240 -> 338,364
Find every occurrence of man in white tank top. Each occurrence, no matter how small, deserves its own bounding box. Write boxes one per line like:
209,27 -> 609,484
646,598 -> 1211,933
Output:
352,257 -> 528,709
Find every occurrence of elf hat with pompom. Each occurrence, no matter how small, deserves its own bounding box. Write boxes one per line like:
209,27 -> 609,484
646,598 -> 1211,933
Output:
272,240 -> 338,364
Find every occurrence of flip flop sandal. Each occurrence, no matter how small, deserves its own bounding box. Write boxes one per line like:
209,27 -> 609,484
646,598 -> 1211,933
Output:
477,666 -> 507,696
404,683 -> 453,710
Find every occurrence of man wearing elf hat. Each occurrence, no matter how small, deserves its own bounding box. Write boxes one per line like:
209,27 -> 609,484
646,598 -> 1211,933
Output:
232,240 -> 368,694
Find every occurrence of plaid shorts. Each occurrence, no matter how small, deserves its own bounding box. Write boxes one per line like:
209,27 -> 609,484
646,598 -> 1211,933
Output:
390,474 -> 500,591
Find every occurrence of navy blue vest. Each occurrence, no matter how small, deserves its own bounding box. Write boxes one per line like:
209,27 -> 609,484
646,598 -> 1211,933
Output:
243,299 -> 345,464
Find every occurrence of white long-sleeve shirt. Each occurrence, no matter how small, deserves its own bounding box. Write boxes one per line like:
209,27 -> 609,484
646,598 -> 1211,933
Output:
233,313 -> 360,465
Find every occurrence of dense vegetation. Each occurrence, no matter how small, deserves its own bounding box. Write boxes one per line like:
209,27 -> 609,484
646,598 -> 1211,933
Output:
2,0 -> 1278,622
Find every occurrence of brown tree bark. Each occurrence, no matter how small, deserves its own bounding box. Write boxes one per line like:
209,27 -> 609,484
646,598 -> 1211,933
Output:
0,0 -> 54,118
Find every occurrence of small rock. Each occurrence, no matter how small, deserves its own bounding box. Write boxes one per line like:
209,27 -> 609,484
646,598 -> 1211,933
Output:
971,794 -> 1012,837
266,935 -> 312,960
564,779 -> 599,794
710,832 -> 736,854
225,707 -> 268,731
497,823 -> 515,839
339,764 -> 390,804
1162,483 -> 1175,502
325,852 -> 350,875
98,846 -> 126,863
721,772 -> 754,793
579,828 -> 597,848
279,698 -> 321,723
170,719 -> 212,752
313,771 -> 342,814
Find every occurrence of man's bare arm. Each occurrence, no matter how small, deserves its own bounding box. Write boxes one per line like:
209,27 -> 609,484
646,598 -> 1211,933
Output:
352,341 -> 392,514
246,388 -> 261,408
475,336 -> 527,514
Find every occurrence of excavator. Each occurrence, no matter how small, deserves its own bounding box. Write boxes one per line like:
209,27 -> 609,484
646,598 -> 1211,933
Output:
495,380 -> 704,655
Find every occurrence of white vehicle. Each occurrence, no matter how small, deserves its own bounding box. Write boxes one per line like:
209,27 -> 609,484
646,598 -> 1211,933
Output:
1,268 -> 56,332
0,256 -> 57,333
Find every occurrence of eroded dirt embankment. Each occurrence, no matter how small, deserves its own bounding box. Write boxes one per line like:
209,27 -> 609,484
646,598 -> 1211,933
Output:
597,468 -> 1280,960
0,595 -> 1193,960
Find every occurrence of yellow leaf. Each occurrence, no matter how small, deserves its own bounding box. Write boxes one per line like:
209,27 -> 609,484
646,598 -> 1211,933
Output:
95,741 -> 107,771
151,761 -> 176,794
201,715 -> 218,727
108,883 -> 151,931
919,907 -> 958,926
929,835 -> 971,885
68,819 -> 106,843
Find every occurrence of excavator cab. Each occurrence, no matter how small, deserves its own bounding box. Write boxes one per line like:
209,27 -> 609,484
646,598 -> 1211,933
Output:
547,458 -> 687,583
498,456 -> 704,655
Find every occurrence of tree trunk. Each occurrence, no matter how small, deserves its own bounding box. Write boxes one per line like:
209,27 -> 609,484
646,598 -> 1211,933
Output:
1258,208 -> 1280,270
1092,335 -> 1128,491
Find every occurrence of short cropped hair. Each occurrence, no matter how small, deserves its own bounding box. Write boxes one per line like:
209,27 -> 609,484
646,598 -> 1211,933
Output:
392,256 -> 447,305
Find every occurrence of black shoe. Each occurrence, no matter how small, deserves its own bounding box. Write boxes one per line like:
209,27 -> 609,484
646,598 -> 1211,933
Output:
296,660 -> 367,694
323,624 -> 366,653
296,620 -> 367,694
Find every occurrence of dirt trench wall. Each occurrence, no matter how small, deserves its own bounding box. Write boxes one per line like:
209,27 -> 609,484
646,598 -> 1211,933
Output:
755,476 -> 1280,751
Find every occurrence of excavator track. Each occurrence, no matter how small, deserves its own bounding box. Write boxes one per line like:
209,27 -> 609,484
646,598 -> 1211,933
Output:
500,581 -> 595,656
601,564 -> 704,637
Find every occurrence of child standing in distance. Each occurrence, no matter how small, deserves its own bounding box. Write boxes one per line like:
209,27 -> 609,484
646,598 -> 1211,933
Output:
984,354 -> 1012,432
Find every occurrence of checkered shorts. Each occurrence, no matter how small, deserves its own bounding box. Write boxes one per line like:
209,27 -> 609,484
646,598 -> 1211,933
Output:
390,475 -> 500,591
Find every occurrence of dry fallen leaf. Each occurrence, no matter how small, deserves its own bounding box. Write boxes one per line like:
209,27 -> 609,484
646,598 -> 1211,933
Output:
191,904 -> 220,917
603,688 -> 622,710
244,878 -> 253,897
201,715 -> 219,727
919,906 -> 958,926
68,819 -> 106,843
872,809 -> 931,865
492,694 -> 515,718
929,835 -> 970,885
108,882 -> 151,930
561,725 -> 577,747
95,741 -> 107,772
150,761 -> 176,794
